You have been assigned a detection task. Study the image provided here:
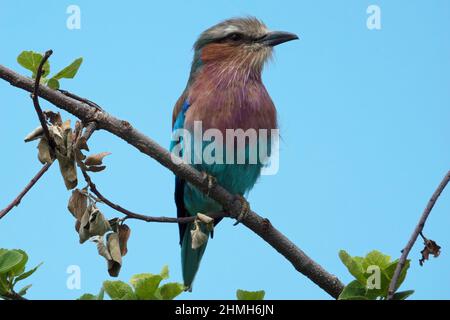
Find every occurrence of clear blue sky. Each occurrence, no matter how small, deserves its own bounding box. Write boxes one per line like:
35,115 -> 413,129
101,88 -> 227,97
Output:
1,0 -> 449,300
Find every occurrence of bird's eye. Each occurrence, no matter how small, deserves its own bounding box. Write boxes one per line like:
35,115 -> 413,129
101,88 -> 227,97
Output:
228,33 -> 242,41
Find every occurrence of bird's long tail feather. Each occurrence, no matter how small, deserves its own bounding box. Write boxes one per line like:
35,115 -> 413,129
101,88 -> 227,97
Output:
181,222 -> 209,291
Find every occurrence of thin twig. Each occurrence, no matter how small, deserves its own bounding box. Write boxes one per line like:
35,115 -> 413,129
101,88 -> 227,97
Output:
0,163 -> 52,220
0,62 -> 345,299
419,231 -> 427,242
387,170 -> 450,299
0,51 -> 55,220
31,50 -> 55,150
58,89 -> 103,111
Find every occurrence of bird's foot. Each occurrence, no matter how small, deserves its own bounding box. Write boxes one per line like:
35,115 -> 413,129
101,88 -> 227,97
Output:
233,194 -> 250,226
201,172 -> 217,196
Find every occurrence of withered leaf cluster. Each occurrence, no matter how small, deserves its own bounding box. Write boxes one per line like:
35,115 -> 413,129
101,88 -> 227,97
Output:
68,188 -> 131,277
25,112 -> 128,277
24,112 -> 112,189
25,111 -> 77,189
419,238 -> 441,266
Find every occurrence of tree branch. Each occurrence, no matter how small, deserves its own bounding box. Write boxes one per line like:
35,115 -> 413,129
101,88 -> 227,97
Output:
0,63 -> 344,299
31,50 -> 55,151
387,170 -> 450,299
0,163 -> 52,220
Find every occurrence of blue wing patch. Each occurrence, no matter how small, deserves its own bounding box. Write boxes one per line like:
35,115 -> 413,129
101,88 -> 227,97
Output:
171,100 -> 190,245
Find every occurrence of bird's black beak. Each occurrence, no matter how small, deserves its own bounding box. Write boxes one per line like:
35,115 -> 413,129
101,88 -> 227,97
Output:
258,31 -> 299,47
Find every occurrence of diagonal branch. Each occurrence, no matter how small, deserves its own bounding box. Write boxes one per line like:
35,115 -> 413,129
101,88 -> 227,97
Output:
31,50 -> 55,151
0,163 -> 52,220
387,170 -> 450,299
0,63 -> 344,298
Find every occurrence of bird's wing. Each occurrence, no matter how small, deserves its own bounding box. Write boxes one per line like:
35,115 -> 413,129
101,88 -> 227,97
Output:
171,100 -> 190,245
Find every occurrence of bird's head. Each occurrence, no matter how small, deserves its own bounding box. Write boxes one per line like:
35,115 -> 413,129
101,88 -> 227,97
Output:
189,17 -> 298,82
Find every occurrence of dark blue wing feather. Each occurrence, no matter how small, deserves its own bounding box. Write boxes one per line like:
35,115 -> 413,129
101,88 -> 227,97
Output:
171,100 -> 190,245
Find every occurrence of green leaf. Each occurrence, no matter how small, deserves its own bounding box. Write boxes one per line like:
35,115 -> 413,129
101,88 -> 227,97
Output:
0,274 -> 9,294
47,78 -> 60,90
8,250 -> 28,277
78,287 -> 105,300
160,265 -> 169,280
236,289 -> 265,300
384,259 -> 410,289
338,250 -> 366,284
338,280 -> 368,300
103,280 -> 136,300
392,290 -> 415,300
130,273 -> 163,300
363,250 -> 391,270
78,293 -> 98,300
157,282 -> 185,300
17,284 -> 32,296
17,51 -> 50,78
52,58 -> 82,80
13,262 -> 43,284
0,250 -> 24,274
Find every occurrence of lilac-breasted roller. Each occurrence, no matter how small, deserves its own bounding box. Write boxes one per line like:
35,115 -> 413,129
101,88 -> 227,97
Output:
170,17 -> 298,290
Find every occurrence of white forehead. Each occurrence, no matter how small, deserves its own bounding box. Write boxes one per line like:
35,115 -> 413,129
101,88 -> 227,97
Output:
194,17 -> 269,50
223,25 -> 240,34
207,18 -> 268,38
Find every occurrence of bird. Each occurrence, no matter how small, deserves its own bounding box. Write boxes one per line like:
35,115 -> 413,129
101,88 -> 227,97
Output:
170,17 -> 298,290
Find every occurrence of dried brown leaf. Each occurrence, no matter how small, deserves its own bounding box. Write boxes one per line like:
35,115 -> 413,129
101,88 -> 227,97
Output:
75,219 -> 81,233
50,125 -> 64,148
56,152 -> 78,190
37,138 -> 53,164
24,126 -> 44,142
79,207 -> 91,244
107,232 -> 122,277
420,239 -> 441,266
118,224 -> 131,256
66,129 -> 74,160
85,152 -> 111,166
68,188 -> 88,221
73,121 -> 82,142
88,207 -> 112,237
197,213 -> 214,232
77,136 -> 89,151
86,165 -> 106,172
93,236 -> 112,261
197,213 -> 214,224
191,221 -> 207,250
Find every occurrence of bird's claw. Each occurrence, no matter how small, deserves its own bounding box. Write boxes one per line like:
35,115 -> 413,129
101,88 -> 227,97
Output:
233,195 -> 250,226
201,172 -> 217,196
